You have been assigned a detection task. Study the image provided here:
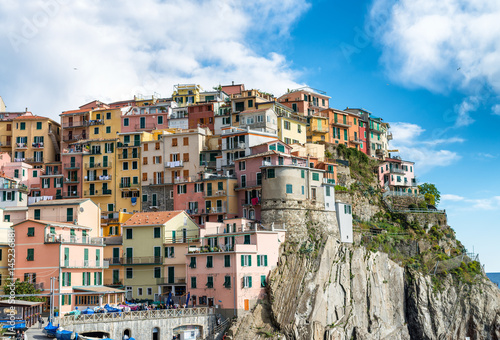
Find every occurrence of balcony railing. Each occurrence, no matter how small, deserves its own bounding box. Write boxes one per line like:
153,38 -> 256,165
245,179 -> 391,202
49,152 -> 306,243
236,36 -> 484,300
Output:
135,123 -> 157,130
84,189 -> 112,196
15,143 -> 28,149
24,157 -> 44,164
118,153 -> 139,160
103,280 -> 123,286
0,141 -> 12,147
117,141 -> 141,148
173,176 -> 194,183
350,138 -> 362,144
63,191 -> 79,198
205,206 -> 226,214
104,257 -> 124,265
389,167 -> 406,174
85,161 -> 112,169
85,175 -> 112,182
63,134 -> 86,142
234,180 -> 261,190
156,277 -> 186,285
64,178 -> 79,184
241,198 -> 261,206
119,183 -> 140,189
64,162 -> 80,169
32,143 -> 44,149
87,119 -> 105,126
62,121 -> 87,128
45,234 -> 104,246
122,256 -> 163,265
165,160 -> 184,168
332,120 -> 351,128
311,126 -> 328,133
203,190 -> 226,197
0,183 -> 29,192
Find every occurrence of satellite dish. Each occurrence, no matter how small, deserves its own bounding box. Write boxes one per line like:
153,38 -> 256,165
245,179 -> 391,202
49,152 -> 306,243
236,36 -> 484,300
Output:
80,207 -> 84,212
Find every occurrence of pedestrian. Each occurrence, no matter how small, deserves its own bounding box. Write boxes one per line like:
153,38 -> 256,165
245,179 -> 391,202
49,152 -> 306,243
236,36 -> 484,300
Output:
38,314 -> 43,329
15,330 -> 21,339
22,330 -> 27,340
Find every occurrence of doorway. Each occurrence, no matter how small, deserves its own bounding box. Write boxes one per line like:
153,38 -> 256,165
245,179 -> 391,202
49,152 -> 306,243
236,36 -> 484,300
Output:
152,327 -> 159,340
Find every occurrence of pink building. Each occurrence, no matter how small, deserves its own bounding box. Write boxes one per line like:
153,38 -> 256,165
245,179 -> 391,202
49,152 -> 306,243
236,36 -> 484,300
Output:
12,219 -> 123,315
278,87 -> 330,116
120,103 -> 172,133
378,157 -> 418,194
188,103 -> 215,131
38,162 -> 63,200
186,218 -> 285,317
173,181 -> 205,225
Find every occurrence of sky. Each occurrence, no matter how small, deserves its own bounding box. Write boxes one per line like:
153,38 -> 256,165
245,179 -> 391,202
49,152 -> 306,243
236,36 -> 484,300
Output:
0,0 -> 499,271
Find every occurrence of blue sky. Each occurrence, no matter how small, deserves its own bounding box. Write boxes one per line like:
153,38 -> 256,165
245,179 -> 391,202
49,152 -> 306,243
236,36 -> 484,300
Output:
0,0 -> 498,271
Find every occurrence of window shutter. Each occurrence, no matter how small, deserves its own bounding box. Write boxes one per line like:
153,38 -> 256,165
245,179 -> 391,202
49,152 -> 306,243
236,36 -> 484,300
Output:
68,273 -> 71,286
248,255 -> 252,266
264,255 -> 268,266
257,255 -> 260,267
94,272 -> 97,285
249,276 -> 252,288
241,255 -> 244,267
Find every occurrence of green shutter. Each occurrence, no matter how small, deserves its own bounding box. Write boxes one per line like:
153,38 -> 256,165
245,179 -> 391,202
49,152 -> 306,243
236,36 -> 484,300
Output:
265,255 -> 268,266
241,255 -> 244,267
84,249 -> 88,261
261,275 -> 266,287
96,249 -> 100,261
248,276 -> 252,288
94,272 -> 97,285
248,255 -> 252,266
62,295 -> 65,305
257,255 -> 260,267
68,273 -> 71,286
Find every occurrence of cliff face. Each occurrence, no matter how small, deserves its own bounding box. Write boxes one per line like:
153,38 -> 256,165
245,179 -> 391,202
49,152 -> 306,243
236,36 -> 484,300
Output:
232,237 -> 500,340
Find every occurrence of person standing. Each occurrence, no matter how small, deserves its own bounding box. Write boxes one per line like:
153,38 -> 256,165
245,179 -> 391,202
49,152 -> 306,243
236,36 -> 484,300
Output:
38,314 -> 43,329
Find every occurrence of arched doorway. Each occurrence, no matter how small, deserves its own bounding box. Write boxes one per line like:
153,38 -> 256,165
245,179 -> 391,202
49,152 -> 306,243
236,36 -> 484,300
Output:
123,329 -> 131,338
152,327 -> 159,340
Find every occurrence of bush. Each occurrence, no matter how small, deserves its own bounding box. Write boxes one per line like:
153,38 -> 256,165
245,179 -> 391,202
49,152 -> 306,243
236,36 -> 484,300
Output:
418,201 -> 428,210
408,204 -> 418,210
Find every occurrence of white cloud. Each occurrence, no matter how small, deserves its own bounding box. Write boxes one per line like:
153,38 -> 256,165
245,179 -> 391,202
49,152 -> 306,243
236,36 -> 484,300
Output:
492,104 -> 500,116
389,122 -> 461,173
370,0 -> 500,95
442,194 -> 465,201
0,0 -> 310,119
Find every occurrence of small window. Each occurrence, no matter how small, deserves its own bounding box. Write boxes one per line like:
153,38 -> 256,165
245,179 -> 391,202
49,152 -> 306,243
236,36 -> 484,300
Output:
191,277 -> 197,289
206,276 -> 214,288
153,227 -> 161,238
267,169 -> 275,178
224,255 -> 231,267
106,126 -> 111,134
124,118 -> 129,126
94,127 -> 99,134
286,184 -> 293,194
244,235 -> 250,244
312,173 -> 319,181
27,227 -> 35,237
20,122 -> 26,130
126,229 -> 133,239
36,122 -> 42,129
126,268 -> 133,279
27,249 -> 34,261
206,256 -> 213,268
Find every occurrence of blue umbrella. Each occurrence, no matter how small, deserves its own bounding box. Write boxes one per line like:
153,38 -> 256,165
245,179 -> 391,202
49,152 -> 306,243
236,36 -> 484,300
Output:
186,292 -> 190,307
166,291 -> 172,306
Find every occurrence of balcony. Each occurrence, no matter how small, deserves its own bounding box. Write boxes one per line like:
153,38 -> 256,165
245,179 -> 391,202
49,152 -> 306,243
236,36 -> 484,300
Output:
85,161 -> 112,169
203,190 -> 226,198
119,183 -> 140,190
148,179 -> 165,186
387,133 -> 393,140
204,206 -> 226,214
156,277 -> 186,285
87,119 -> 104,126
323,178 -> 335,184
241,198 -> 260,207
85,175 -> 112,182
118,153 -> 139,160
228,142 -> 246,150
15,143 -> 28,149
42,169 -> 61,176
62,121 -> 87,128
117,141 -> 141,148
0,140 -> 12,147
103,280 -> 123,286
332,120 -> 351,128
135,123 -> 157,130
173,176 -> 195,184
350,138 -> 362,144
32,143 -> 44,149
0,183 -> 29,194
84,189 -> 112,196
234,180 -> 261,190
122,256 -> 163,265
64,178 -> 79,184
389,167 -> 405,175
165,160 -> 184,168
311,126 -> 328,133
63,134 -> 86,142
101,211 -> 119,223
104,257 -> 124,265
61,260 -> 106,269
63,191 -> 79,198
24,157 -> 44,164
64,162 -> 80,169
45,234 -> 104,246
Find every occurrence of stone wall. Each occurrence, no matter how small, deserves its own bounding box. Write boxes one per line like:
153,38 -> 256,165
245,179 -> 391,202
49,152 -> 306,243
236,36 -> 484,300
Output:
261,199 -> 338,242
336,191 -> 382,221
142,184 -> 174,212
62,314 -> 216,339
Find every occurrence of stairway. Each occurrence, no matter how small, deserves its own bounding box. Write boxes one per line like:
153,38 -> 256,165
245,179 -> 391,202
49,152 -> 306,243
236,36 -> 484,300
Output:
49,132 -> 60,154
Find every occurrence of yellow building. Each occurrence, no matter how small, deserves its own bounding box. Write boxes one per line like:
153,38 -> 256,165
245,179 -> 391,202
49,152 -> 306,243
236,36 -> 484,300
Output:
0,112 -> 25,156
306,112 -> 330,143
116,131 -> 154,213
11,113 -> 61,169
122,211 -> 200,301
172,84 -> 202,107
0,208 -> 13,292
203,176 -> 238,222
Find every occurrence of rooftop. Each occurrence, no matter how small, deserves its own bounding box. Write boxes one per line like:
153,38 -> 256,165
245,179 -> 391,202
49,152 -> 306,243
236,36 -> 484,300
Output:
123,210 -> 185,227
29,198 -> 92,206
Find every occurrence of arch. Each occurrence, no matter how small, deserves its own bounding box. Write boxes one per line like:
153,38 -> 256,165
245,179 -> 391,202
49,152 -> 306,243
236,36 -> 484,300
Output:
123,328 -> 131,337
152,326 -> 160,340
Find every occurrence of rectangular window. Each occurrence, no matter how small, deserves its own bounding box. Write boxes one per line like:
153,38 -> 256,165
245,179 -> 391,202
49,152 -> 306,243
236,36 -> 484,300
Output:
124,118 -> 129,126
224,254 -> 231,267
106,126 -> 111,133
66,208 -> 73,222
224,275 -> 231,288
189,257 -> 196,268
257,255 -> 268,267
240,255 -> 251,267
34,209 -> 41,220
27,249 -> 34,261
312,173 -> 319,181
206,256 -> 213,268
206,276 -> 213,288
27,227 -> 35,237
261,275 -> 267,287
126,268 -> 133,279
20,122 -> 26,130
191,277 -> 197,289
158,115 -> 163,124
244,235 -> 250,244
243,276 -> 252,288
126,229 -> 133,239
267,169 -> 275,178
154,267 -> 161,278
154,227 -> 161,238
286,184 -> 293,194
94,127 -> 99,134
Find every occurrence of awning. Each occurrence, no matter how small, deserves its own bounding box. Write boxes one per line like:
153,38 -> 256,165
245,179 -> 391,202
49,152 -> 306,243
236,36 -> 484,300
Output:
72,286 -> 125,293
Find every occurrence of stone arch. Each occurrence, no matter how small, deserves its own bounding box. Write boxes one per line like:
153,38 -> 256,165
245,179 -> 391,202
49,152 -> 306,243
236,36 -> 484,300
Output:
152,326 -> 160,340
123,328 -> 131,337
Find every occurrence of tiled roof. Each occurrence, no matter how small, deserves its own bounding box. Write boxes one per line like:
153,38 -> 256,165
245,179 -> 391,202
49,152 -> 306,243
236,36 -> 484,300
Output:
13,114 -> 50,121
29,198 -> 91,206
123,211 -> 185,226
60,108 -> 91,115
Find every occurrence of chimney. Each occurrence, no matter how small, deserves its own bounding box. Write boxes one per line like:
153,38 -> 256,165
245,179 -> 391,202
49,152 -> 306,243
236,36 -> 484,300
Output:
232,81 -> 234,86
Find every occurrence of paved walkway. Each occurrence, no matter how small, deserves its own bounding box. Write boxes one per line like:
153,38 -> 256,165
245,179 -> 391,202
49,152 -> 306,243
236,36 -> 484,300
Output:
26,322 -> 47,339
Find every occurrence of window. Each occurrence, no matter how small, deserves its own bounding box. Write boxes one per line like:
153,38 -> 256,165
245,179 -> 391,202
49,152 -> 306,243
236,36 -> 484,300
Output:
326,186 -> 331,196
261,275 -> 267,287
126,229 -> 133,239
66,208 -> 73,222
123,162 -> 129,170
36,121 -> 42,129
33,170 -> 37,178
224,275 -> 231,288
239,161 -> 246,171
191,277 -> 197,288
105,126 -> 111,134
312,173 -> 319,181
292,103 -> 297,112
183,153 -> 189,162
224,255 -> 231,267
132,161 -> 138,170
189,257 -> 196,268
243,276 -> 252,288
172,138 -> 178,147
34,209 -> 41,220
284,121 -> 291,130
155,142 -> 160,150
286,184 -> 293,194
267,169 -> 275,178
27,249 -> 34,261
241,255 -> 251,267
165,246 -> 174,258
124,118 -> 129,126
154,227 -> 161,238
138,288 -> 143,296
94,127 -> 99,134
20,122 -> 25,130
257,255 -> 268,267
183,137 -> 189,146
126,268 -> 133,279
248,99 -> 253,108
158,116 -> 163,124
244,235 -> 250,244
206,276 -> 213,288
142,173 -> 148,182
154,267 -> 161,278
147,287 -> 153,295
27,227 -> 35,237
206,256 -> 213,268
62,272 -> 71,286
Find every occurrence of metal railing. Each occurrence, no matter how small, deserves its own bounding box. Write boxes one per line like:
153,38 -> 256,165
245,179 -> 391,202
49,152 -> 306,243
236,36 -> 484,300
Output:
165,160 -> 184,168
122,256 -> 163,265
85,161 -> 112,169
57,307 -> 215,326
45,234 -> 105,245
61,260 -> 105,268
156,277 -> 186,285
135,123 -> 157,130
64,162 -> 80,169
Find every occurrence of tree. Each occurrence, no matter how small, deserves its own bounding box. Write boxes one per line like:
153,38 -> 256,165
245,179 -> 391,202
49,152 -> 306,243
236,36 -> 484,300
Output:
418,183 -> 441,206
3,279 -> 45,302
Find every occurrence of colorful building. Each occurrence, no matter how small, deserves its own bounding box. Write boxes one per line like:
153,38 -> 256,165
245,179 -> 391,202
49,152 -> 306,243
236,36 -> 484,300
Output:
278,87 -> 330,116
306,112 -> 330,143
121,211 -> 199,301
121,102 -> 173,133
172,84 -> 202,107
378,157 -> 418,194
0,110 -> 26,156
187,218 -> 285,317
